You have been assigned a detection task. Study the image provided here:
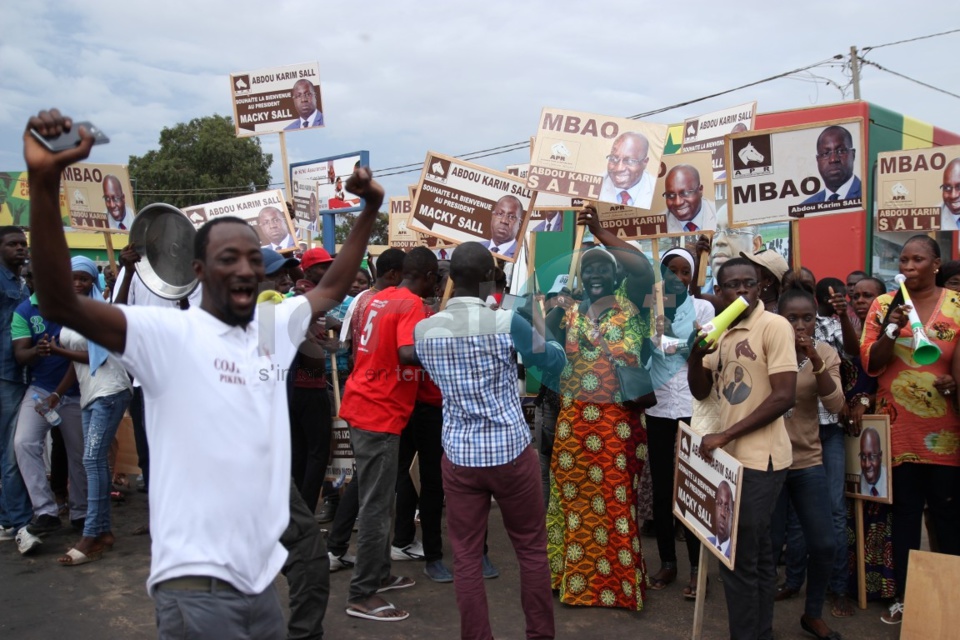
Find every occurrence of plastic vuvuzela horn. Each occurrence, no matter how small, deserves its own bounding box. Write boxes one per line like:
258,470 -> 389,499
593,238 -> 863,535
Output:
894,274 -> 941,365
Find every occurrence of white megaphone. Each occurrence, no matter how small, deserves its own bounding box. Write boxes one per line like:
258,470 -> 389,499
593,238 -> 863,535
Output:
894,274 -> 941,365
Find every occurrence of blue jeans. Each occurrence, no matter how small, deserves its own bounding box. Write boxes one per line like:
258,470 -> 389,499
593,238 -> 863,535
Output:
82,390 -> 132,538
0,380 -> 31,529
781,424 -> 849,595
771,465 -> 836,619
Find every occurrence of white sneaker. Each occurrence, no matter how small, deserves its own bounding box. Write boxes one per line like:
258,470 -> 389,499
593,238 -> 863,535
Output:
391,538 -> 424,561
16,526 -> 42,555
0,525 -> 17,541
328,551 -> 356,572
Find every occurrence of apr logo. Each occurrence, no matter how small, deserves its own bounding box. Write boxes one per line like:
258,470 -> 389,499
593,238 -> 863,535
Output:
537,138 -> 580,170
427,157 -> 451,183
731,135 -> 773,178
684,119 -> 699,142
680,432 -> 691,457
72,188 -> 87,207
550,142 -> 570,161
233,75 -> 250,94
881,179 -> 915,207
734,338 -> 757,361
185,207 -> 207,225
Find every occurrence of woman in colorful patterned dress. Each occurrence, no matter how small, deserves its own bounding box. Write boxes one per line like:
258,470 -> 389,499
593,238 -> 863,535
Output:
861,235 -> 960,624
545,207 -> 654,610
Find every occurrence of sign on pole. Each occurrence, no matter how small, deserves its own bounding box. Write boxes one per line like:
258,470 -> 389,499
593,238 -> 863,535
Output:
229,62 -> 324,137
184,189 -> 297,251
681,102 -> 757,179
844,415 -> 893,503
527,108 -> 668,209
289,151 -> 369,251
674,422 -> 743,569
876,146 -> 960,232
407,152 -> 536,263
727,118 -> 866,226
388,196 -> 421,249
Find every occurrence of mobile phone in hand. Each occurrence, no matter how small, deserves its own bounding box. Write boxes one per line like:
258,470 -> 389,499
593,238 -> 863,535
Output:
29,121 -> 109,152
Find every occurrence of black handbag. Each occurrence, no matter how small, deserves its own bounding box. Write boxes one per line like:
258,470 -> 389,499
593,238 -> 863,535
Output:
598,336 -> 658,410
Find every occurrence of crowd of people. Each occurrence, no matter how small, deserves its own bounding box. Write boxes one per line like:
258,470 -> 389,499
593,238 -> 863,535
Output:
1,110 -> 959,640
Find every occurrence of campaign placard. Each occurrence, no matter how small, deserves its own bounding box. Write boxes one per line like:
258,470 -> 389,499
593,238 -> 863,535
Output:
388,196 -> 421,249
674,422 -> 743,569
727,118 -> 866,227
408,152 -> 536,262
681,102 -> 757,179
289,151 -> 368,219
60,163 -> 136,231
844,415 -> 892,503
326,417 -> 354,483
229,62 -> 324,137
528,108 -> 668,209
406,185 -> 455,255
183,189 -> 297,251
876,146 -> 960,232
595,151 -> 716,239
506,162 -> 580,210
291,178 -> 320,230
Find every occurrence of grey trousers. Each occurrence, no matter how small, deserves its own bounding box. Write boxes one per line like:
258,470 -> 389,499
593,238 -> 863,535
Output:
281,480 -> 330,640
348,427 -> 400,603
14,387 -> 86,521
155,582 -> 285,640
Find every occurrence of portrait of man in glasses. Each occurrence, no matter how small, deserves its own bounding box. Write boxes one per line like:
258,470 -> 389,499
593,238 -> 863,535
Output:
102,174 -> 134,230
660,164 -> 717,234
800,125 -> 862,205
599,132 -> 656,209
938,158 -> 960,231
485,195 -> 523,258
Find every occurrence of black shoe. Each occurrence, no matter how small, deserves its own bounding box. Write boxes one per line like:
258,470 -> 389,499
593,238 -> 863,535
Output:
316,501 -> 337,524
27,514 -> 62,535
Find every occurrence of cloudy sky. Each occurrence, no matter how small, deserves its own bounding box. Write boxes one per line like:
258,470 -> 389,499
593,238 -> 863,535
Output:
2,1 -> 959,205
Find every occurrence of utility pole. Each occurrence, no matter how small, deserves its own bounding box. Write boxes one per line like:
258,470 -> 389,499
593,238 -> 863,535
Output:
850,45 -> 862,100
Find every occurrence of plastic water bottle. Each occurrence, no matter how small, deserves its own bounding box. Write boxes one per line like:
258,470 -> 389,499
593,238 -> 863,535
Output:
32,394 -> 61,426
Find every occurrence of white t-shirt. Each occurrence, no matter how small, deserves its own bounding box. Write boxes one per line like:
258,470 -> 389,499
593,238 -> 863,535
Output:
116,296 -> 311,595
58,328 -> 132,408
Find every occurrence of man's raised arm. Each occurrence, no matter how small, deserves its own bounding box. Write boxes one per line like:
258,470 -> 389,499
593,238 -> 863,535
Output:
304,167 -> 384,319
24,109 -> 127,353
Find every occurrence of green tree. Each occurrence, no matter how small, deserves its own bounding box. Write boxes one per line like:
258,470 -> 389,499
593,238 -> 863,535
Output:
332,211 -> 389,246
128,114 -> 273,210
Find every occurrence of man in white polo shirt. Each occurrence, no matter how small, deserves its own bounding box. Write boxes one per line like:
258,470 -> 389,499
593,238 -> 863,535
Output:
23,108 -> 383,639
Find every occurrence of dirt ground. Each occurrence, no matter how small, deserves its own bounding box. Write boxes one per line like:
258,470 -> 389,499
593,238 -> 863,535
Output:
0,485 -> 902,639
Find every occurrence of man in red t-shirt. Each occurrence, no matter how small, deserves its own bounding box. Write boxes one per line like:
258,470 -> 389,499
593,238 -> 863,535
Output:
339,247 -> 438,622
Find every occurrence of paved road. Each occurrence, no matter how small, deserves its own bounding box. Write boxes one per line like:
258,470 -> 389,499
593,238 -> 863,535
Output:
0,486 -> 902,639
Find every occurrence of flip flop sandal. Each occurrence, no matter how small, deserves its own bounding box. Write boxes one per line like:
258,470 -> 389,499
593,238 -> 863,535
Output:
648,568 -> 677,591
58,547 -> 103,566
377,575 -> 415,593
345,603 -> 410,622
684,576 -> 708,600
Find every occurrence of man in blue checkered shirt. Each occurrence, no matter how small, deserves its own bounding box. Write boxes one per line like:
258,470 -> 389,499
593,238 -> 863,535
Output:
415,242 -> 564,640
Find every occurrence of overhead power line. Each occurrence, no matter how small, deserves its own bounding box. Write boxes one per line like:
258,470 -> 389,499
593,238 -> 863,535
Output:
858,59 -> 960,101
862,27 -> 960,53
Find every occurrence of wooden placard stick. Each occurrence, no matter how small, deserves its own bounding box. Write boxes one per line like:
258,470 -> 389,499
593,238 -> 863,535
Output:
791,219 -> 802,275
691,544 -> 709,639
651,237 -> 660,269
328,329 -> 342,416
439,276 -> 455,311
855,498 -> 867,609
696,232 -> 712,287
102,231 -> 117,276
568,222 -> 587,295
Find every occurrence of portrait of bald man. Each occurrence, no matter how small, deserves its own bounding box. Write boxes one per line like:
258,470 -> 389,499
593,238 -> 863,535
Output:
660,164 -> 717,234
102,174 -> 134,230
800,125 -> 861,205
284,79 -> 324,130
257,206 -> 295,250
599,132 -> 656,209
486,195 -> 523,258
939,158 -> 960,231
858,427 -> 887,499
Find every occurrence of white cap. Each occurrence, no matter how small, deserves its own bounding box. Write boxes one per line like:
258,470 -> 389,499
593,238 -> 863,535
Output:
548,274 -> 569,295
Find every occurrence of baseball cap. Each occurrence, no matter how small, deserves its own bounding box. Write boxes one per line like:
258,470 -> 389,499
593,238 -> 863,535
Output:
740,249 -> 789,283
262,249 -> 300,276
300,248 -> 335,271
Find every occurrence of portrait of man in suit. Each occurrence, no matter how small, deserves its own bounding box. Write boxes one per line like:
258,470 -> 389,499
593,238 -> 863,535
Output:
660,164 -> 717,234
722,366 -> 752,405
486,195 -> 523,258
598,132 -> 655,209
284,79 -> 324,130
257,205 -> 295,250
939,158 -> 960,231
800,125 -> 861,205
706,480 -> 733,559
102,174 -> 134,230
529,210 -> 563,233
859,427 -> 887,498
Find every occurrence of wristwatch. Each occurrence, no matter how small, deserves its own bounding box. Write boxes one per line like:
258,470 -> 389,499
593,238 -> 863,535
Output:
859,395 -> 870,407
884,323 -> 899,340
